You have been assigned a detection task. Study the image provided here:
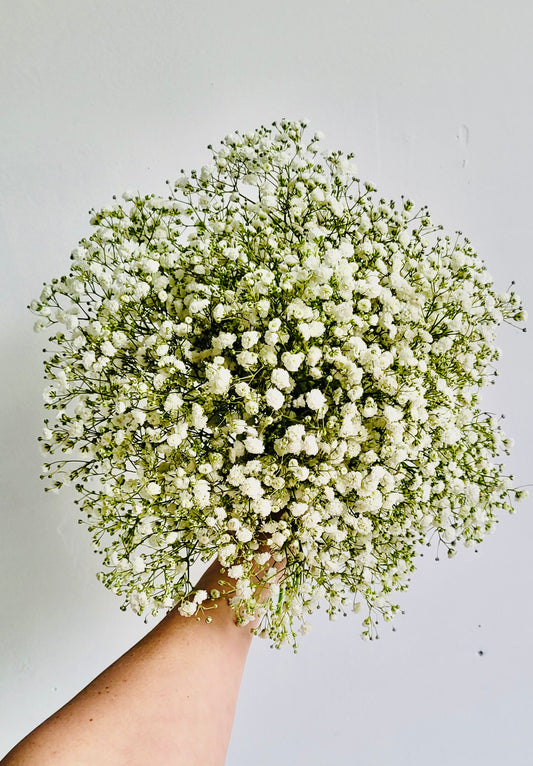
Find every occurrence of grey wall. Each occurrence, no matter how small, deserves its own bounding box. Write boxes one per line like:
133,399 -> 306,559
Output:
1,1 -> 532,763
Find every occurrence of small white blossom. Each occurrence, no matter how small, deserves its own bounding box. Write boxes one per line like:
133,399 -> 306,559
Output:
236,350 -> 258,368
306,389 -> 327,411
206,363 -> 232,395
234,381 -> 251,397
236,527 -> 253,542
306,346 -> 322,366
265,387 -> 284,409
178,601 -> 198,617
82,351 -> 96,369
302,434 -> 319,455
252,497 -> 273,516
191,403 -> 208,429
130,554 -> 146,574
271,367 -> 291,389
286,298 -> 313,320
164,393 -> 183,412
193,479 -> 211,507
241,330 -> 261,349
240,477 -> 264,500
244,436 -> 264,454
281,351 -> 305,371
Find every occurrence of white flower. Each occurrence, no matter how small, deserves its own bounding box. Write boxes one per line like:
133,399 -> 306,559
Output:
293,464 -> 309,481
271,367 -> 291,389
214,331 -> 237,349
356,517 -> 373,535
241,330 -> 261,348
271,531 -> 287,548
286,298 -> 313,320
252,497 -> 273,516
228,465 -> 246,486
236,527 -> 253,542
219,544 -> 237,566
112,330 -> 128,348
33,118 -> 525,650
306,389 -> 327,411
398,230 -> 411,248
244,436 -> 264,454
191,403 -> 208,429
188,298 -> 209,315
82,351 -> 96,369
130,554 -> 146,574
290,502 -> 308,517
164,393 -> 183,412
193,479 -> 211,507
441,424 -> 461,445
207,364 -> 232,395
306,346 -> 322,366
290,197 -> 306,216
227,517 -> 241,532
144,481 -> 161,497
240,477 -> 264,499
265,387 -> 284,409
134,282 -> 150,300
235,381 -> 250,397
281,351 -> 305,371
259,344 -> 277,367
308,320 -> 326,337
310,186 -> 325,203
228,564 -> 244,579
193,589 -> 208,604
236,350 -> 258,368
298,322 -> 312,341
302,434 -> 319,455
178,601 -> 198,617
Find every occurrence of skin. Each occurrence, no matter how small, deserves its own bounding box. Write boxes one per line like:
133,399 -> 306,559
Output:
1,558 -> 277,766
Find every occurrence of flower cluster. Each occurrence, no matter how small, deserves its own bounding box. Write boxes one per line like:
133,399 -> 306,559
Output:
30,120 -> 527,648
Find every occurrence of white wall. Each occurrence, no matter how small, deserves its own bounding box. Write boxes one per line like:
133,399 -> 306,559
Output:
1,1 -> 532,763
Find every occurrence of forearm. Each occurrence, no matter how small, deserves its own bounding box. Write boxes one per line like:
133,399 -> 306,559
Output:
1,560 -> 254,766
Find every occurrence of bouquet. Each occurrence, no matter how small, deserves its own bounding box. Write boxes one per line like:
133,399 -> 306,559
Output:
30,119 -> 527,648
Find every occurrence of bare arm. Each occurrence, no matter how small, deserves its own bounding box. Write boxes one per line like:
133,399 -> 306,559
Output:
1,559 -> 259,766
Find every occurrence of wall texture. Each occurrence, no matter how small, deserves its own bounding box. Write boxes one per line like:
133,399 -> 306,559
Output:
1,1 -> 532,763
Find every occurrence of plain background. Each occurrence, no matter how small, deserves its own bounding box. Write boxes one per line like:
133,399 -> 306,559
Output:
1,1 -> 532,763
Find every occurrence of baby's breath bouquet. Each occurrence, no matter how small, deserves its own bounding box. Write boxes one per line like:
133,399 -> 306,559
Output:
31,120 -> 527,648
